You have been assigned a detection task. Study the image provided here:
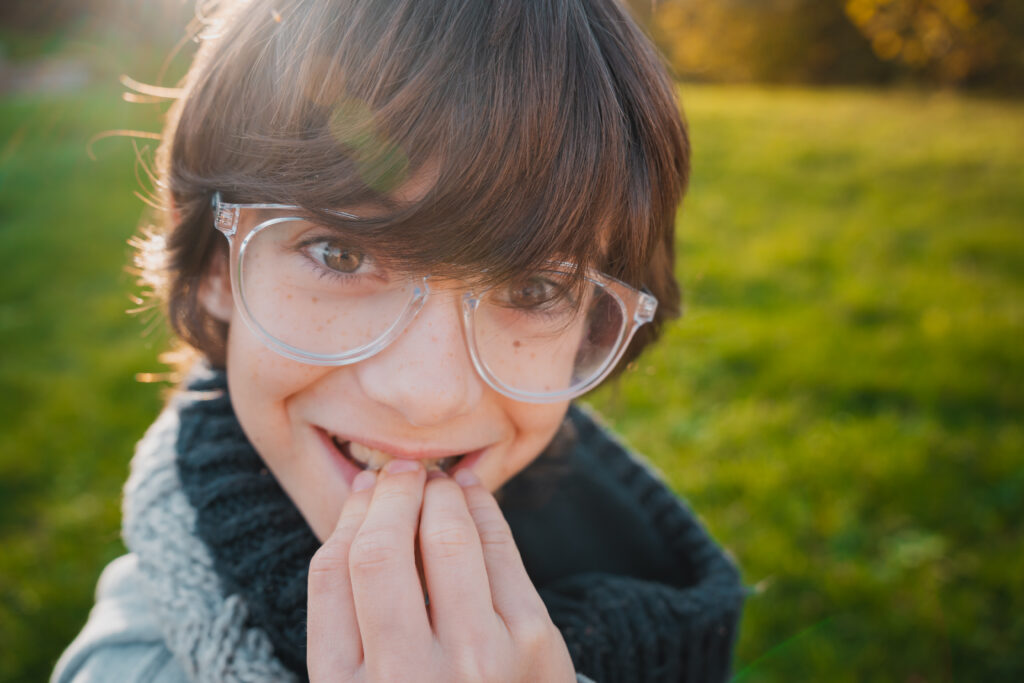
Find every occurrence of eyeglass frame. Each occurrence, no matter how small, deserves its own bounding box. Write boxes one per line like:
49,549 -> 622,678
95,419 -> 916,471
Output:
210,192 -> 658,404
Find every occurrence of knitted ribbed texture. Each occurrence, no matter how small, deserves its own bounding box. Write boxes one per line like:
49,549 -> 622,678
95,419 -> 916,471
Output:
539,407 -> 744,682
175,371 -> 317,676
170,365 -> 744,682
121,403 -> 298,683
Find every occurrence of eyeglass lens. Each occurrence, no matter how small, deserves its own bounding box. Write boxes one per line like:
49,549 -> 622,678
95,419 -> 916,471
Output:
237,218 -> 628,396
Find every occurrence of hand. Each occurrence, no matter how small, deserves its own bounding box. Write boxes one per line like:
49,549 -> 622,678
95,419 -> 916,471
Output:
307,459 -> 577,682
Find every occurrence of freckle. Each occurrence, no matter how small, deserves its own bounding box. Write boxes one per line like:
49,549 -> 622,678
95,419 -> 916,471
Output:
312,296 -> 319,303
513,340 -> 521,348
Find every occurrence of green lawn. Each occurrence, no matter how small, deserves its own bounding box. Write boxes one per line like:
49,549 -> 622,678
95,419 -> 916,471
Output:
2,74 -> 1022,681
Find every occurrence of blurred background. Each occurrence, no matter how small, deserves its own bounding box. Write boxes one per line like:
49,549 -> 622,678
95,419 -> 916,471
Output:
1,1 -> 1021,681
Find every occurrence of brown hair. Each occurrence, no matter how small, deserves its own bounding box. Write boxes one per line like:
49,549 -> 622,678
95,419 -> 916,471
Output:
139,0 -> 689,375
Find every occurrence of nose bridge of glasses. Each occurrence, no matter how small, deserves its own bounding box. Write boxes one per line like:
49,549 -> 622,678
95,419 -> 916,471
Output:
393,281 -> 485,402
406,280 -> 473,352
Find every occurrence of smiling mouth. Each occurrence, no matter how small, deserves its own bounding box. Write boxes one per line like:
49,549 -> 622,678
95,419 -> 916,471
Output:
329,434 -> 466,474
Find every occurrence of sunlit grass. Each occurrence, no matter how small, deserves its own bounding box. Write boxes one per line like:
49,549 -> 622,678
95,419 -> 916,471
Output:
2,76 -> 1022,681
0,80 -> 170,681
586,85 -> 1024,681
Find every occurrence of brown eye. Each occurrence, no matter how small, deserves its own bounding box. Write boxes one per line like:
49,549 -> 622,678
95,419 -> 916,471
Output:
315,242 -> 364,274
501,275 -> 573,311
509,277 -> 555,307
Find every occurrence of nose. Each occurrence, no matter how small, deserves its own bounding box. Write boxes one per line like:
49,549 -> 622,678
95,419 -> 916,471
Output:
353,286 -> 484,426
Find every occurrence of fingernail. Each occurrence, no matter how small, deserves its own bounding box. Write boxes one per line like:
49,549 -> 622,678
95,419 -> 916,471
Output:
352,470 -> 376,491
384,458 -> 421,475
426,469 -> 448,481
454,468 -> 480,488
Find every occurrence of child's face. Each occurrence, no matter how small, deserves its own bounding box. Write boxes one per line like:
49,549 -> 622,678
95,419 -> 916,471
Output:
222,313 -> 569,542
203,185 -> 571,542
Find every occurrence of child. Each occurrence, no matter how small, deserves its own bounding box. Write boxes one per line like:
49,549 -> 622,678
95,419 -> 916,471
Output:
54,1 -> 744,681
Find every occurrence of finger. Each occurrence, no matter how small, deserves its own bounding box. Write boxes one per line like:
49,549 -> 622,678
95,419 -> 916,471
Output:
307,469 -> 376,679
349,459 -> 432,668
419,472 -> 497,645
454,469 -> 549,629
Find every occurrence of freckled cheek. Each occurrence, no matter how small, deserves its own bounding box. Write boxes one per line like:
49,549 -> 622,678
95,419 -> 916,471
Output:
224,318 -> 322,456
475,316 -> 587,395
227,308 -> 324,390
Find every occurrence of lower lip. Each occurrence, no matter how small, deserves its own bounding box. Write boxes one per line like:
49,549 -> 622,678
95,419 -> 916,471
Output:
315,427 -> 486,487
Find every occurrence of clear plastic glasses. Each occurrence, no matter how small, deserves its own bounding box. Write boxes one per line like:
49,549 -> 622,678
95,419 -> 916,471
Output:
212,193 -> 657,403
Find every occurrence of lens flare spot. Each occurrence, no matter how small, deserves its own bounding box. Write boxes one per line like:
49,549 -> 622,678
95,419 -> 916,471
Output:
328,97 -> 409,194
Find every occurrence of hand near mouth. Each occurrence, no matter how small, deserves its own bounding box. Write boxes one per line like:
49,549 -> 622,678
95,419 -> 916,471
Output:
306,458 -> 577,682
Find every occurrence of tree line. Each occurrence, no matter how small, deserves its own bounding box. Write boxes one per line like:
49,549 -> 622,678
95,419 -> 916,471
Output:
2,0 -> 1021,92
630,0 -> 1021,91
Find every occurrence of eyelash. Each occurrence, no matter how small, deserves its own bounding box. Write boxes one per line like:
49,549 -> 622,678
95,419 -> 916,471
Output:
293,235 -> 371,283
288,235 -> 576,317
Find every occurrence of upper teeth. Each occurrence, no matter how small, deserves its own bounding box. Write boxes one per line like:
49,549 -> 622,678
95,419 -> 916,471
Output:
347,440 -> 461,472
349,441 -> 396,470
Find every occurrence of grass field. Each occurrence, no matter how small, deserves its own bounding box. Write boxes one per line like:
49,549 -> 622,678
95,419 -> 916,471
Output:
1,59 -> 1022,682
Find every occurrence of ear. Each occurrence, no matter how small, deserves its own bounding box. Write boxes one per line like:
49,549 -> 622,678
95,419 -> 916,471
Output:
198,248 -> 234,323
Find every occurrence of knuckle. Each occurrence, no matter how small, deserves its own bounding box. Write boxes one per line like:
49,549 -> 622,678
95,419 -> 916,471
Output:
328,513 -> 363,542
307,544 -> 347,585
337,506 -> 367,529
421,522 -> 474,560
474,517 -> 514,548
512,613 -> 556,651
309,549 -> 342,574
347,526 -> 402,574
448,641 -> 500,682
375,485 -> 419,505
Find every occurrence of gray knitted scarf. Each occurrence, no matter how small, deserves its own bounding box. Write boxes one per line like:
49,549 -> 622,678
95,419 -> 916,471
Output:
122,365 -> 745,682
